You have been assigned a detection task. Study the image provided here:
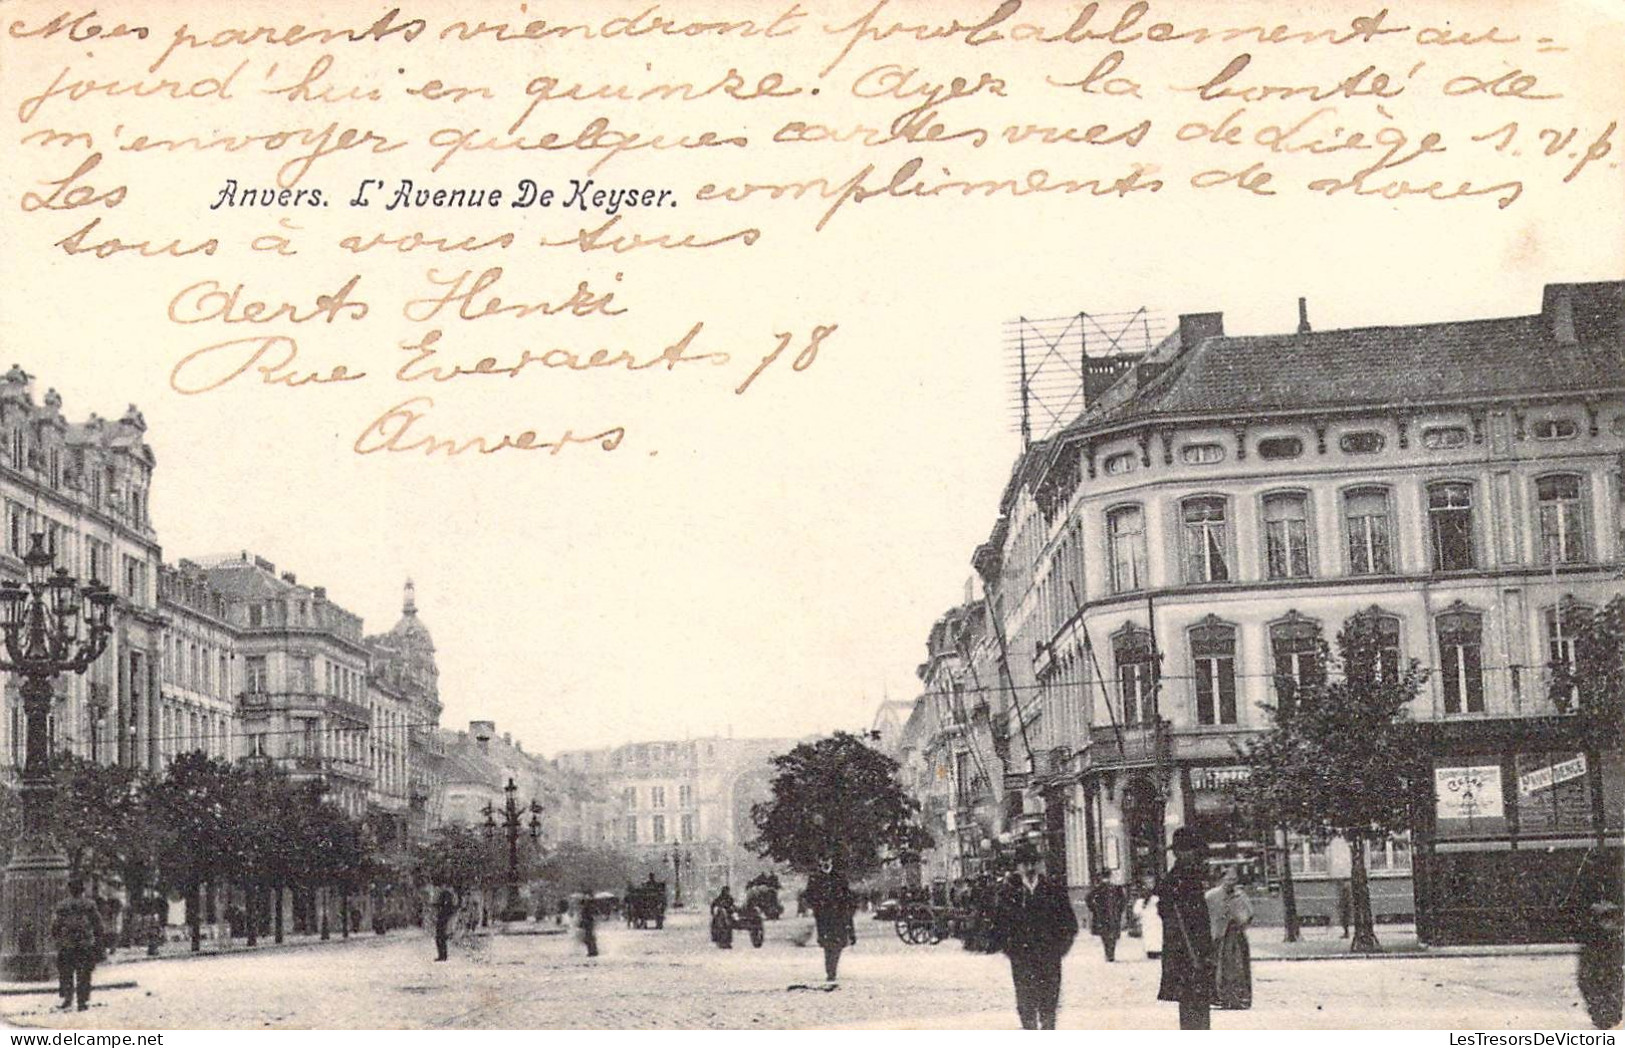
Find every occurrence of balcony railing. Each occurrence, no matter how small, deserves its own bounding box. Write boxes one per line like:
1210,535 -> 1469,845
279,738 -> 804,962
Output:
1087,719 -> 1171,770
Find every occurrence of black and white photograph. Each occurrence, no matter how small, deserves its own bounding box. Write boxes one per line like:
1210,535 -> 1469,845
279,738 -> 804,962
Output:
0,0 -> 1620,1035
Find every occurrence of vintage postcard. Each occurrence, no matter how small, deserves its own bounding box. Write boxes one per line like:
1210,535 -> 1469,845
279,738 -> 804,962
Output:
0,0 -> 1620,1033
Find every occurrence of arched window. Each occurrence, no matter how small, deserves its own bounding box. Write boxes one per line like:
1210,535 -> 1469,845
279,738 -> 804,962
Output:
1270,615 -> 1323,715
1437,610 -> 1485,714
1263,492 -> 1312,580
1545,602 -> 1593,710
1190,619 -> 1238,725
1113,627 -> 1158,727
1181,496 -> 1231,583
1535,474 -> 1589,564
1427,481 -> 1476,571
1106,505 -> 1147,594
1346,610 -> 1403,684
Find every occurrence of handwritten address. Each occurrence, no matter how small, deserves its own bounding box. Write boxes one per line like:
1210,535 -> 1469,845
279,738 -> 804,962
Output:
2,0 -> 1620,462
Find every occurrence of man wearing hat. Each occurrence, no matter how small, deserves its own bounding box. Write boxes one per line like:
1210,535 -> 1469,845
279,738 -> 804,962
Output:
1157,827 -> 1216,1029
990,839 -> 1078,1029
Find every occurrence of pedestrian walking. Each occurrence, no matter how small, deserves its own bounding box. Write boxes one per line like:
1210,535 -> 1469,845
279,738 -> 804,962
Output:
1325,836 -> 1353,938
1572,846 -> 1623,1029
1157,828 -> 1215,1030
1086,871 -> 1127,962
50,878 -> 104,1012
804,857 -> 858,983
577,892 -> 599,958
1205,868 -> 1253,1010
1132,874 -> 1162,960
990,840 -> 1078,1030
710,886 -> 737,949
432,887 -> 457,962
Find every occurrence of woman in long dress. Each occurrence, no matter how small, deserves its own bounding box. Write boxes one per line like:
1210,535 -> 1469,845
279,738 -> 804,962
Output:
1132,874 -> 1162,960
1207,868 -> 1253,1010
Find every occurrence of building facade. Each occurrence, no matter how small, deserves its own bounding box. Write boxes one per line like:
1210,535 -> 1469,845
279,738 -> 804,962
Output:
552,736 -> 795,903
0,368 -> 163,778
905,281 -> 1624,939
0,364 -> 451,849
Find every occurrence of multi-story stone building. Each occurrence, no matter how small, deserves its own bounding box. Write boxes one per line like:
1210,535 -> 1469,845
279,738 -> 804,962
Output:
552,737 -> 795,902
914,280 -> 1623,940
365,581 -> 441,852
156,562 -> 238,766
0,368 -> 162,776
193,553 -> 373,818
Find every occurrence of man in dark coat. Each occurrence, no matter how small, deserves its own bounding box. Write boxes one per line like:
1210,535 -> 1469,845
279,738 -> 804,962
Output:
804,857 -> 858,982
991,840 -> 1078,1030
1158,827 -> 1215,1030
1086,870 -> 1127,962
432,887 -> 457,961
51,878 -> 104,1011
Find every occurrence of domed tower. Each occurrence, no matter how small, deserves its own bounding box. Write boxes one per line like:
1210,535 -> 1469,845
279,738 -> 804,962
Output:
369,578 -> 441,726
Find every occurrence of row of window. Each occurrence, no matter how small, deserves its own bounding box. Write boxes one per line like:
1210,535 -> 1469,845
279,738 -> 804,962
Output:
1101,417 -> 1604,477
1109,605 -> 1584,728
5,505 -> 117,589
623,784 -> 695,810
615,813 -> 697,845
5,429 -> 150,526
163,633 -> 232,699
1105,473 -> 1599,594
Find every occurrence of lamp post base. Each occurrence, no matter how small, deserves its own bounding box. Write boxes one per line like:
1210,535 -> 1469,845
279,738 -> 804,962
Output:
0,852 -> 68,983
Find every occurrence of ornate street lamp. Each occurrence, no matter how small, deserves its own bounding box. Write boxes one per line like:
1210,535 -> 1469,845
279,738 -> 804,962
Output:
0,533 -> 117,980
483,778 -> 544,922
665,843 -> 693,908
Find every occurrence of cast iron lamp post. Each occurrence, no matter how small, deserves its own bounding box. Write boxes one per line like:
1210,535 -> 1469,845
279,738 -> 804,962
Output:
0,533 -> 117,980
483,778 -> 542,921
665,843 -> 692,908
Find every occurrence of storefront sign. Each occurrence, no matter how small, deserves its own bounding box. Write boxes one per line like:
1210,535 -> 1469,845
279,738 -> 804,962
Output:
1190,766 -> 1251,791
1518,754 -> 1587,796
1435,766 -> 1504,821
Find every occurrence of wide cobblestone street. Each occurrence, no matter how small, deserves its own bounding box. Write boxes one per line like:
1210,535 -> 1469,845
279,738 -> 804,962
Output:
0,912 -> 1597,1030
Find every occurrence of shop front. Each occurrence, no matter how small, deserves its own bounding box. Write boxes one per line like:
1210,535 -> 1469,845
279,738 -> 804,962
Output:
1412,717 -> 1623,945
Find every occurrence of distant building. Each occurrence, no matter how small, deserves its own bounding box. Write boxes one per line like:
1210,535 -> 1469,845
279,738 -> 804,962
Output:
552,737 -> 796,901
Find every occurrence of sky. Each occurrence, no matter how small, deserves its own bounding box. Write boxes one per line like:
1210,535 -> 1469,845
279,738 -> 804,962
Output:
2,0 -> 1622,756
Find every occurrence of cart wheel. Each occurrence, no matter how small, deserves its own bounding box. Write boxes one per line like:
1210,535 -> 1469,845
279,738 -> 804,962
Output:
894,919 -> 911,943
751,927 -> 764,948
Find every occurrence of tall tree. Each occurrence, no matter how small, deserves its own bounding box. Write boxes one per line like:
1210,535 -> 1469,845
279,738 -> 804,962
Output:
413,823 -> 490,893
150,752 -> 240,952
1240,613 -> 1423,953
1549,594 -> 1625,729
751,732 -> 932,877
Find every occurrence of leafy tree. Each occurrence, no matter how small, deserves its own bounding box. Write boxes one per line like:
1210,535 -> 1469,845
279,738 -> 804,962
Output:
751,732 -> 932,878
1550,595 -> 1625,729
1239,613 -> 1423,953
149,752 -> 240,952
535,840 -> 638,897
413,823 -> 490,894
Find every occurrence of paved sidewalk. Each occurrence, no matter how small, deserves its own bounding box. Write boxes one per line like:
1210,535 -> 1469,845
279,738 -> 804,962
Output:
1247,924 -> 1579,962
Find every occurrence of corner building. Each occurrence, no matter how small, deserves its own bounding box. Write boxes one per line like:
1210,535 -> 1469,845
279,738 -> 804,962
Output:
961,281 -> 1622,942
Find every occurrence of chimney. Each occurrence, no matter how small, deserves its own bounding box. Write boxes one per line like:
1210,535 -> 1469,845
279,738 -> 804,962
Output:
313,586 -> 326,600
503,732 -> 512,745
1543,281 -> 1624,345
1177,312 -> 1225,351
1297,297 -> 1311,334
281,571 -> 297,585
471,720 -> 495,752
